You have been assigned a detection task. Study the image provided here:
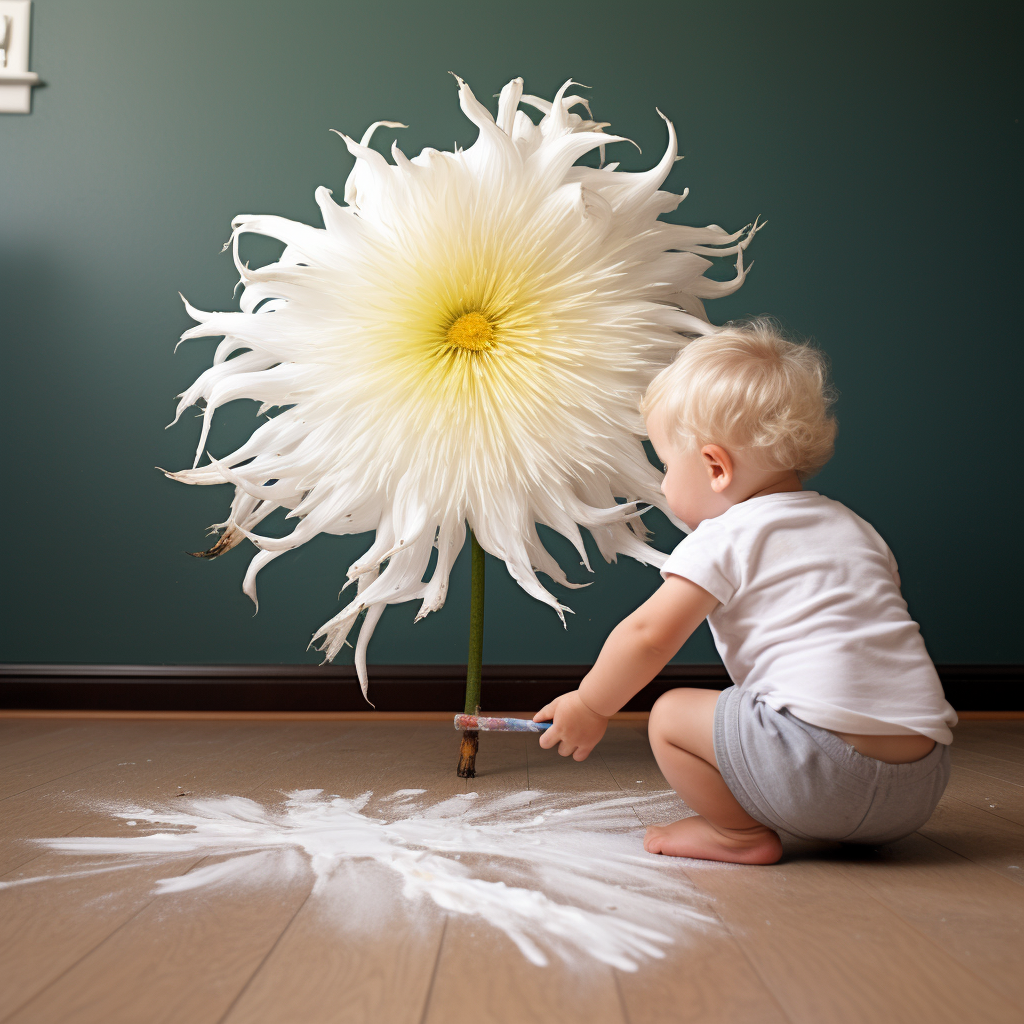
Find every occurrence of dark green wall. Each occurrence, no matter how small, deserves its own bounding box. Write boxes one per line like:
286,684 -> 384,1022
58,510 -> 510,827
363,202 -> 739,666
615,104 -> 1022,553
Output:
1,0 -> 1018,667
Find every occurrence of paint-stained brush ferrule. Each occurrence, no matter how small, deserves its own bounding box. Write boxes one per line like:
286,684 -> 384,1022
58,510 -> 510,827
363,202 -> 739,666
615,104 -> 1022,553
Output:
454,714 -> 552,733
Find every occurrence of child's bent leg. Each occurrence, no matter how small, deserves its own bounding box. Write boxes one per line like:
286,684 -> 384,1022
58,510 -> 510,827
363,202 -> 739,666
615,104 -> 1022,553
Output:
646,688 -> 782,864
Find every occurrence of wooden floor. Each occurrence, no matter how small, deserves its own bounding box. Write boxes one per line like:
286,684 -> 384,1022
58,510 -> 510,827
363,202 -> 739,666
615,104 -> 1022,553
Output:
0,717 -> 1022,1024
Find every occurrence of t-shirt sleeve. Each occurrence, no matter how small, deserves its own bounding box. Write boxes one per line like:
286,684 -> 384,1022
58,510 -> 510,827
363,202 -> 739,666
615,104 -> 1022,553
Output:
885,545 -> 901,588
660,520 -> 739,605
886,546 -> 899,575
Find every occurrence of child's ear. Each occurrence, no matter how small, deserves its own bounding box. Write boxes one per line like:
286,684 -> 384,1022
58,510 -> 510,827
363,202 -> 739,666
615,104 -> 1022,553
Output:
701,445 -> 734,493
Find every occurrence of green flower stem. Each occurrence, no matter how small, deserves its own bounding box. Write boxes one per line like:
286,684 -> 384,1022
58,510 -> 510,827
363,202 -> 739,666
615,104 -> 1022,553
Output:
464,529 -> 485,716
457,529 -> 485,778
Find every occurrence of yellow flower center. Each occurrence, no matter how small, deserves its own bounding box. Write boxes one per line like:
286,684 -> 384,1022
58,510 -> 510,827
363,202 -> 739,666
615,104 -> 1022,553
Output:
446,311 -> 495,351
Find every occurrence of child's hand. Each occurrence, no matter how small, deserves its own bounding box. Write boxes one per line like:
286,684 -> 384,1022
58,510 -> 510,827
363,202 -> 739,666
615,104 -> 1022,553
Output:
533,690 -> 609,761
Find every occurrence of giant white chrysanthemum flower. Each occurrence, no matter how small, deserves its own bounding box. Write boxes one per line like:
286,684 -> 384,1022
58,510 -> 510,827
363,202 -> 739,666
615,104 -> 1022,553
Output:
169,76 -> 758,696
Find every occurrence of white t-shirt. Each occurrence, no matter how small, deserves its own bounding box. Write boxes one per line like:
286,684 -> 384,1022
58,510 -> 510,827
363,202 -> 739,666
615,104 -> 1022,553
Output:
661,491 -> 956,744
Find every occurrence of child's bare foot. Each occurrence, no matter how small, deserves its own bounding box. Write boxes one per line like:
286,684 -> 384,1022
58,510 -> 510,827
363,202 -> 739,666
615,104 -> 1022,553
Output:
644,815 -> 783,864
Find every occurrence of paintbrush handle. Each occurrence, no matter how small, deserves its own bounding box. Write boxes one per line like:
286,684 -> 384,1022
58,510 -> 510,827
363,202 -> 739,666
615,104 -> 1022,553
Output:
454,714 -> 552,733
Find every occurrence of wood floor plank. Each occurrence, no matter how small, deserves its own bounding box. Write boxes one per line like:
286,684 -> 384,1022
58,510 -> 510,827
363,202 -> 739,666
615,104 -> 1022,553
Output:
2,722 -> 382,1024
526,733 -> 622,793
945,765 -> 1024,827
594,722 -> 663,798
426,726 -> 626,1024
680,858 -> 1022,1024
918,794 -> 1024,886
0,719 -> 249,805
6,862 -> 312,1024
0,722 -> 298,874
0,722 -> 153,800
424,725 -> 756,1024
424,922 -> 626,1024
222,874 -> 447,1024
0,722 -> 313,863
0,724 -> 82,769
428,724 -> 711,1024
951,731 -> 1024,766
465,731 -> 529,796
222,724 -> 461,1024
955,722 -> 1024,748
0,720 -> 70,740
821,833 -> 1024,1010
0,720 -> 84,744
615,931 -> 791,1024
0,721 -> 217,875
949,746 -> 1024,787
0,850 -> 213,1020
0,723 -> 323,1020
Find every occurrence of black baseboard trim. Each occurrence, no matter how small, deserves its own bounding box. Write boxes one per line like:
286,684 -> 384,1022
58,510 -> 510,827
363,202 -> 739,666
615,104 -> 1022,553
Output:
0,664 -> 1019,713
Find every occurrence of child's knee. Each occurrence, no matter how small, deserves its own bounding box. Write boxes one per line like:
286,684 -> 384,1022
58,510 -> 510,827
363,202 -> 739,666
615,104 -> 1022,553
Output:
649,688 -> 689,738
649,687 -> 719,750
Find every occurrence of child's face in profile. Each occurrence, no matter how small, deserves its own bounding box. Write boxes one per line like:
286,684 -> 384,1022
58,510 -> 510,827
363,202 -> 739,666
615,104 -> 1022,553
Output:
646,407 -> 804,531
646,409 -> 727,531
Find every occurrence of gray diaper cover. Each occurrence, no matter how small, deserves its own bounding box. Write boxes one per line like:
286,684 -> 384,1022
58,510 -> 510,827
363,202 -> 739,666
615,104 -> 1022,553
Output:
713,684 -> 950,844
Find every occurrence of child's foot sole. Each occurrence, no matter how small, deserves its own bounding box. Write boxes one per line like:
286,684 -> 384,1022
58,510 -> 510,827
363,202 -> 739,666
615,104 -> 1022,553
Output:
644,816 -> 783,864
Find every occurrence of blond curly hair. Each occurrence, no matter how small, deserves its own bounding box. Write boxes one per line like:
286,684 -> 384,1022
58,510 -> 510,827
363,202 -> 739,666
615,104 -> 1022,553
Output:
641,319 -> 838,480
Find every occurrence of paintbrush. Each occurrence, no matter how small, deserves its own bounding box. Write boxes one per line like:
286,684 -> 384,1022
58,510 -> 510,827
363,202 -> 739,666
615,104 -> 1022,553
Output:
454,714 -> 552,733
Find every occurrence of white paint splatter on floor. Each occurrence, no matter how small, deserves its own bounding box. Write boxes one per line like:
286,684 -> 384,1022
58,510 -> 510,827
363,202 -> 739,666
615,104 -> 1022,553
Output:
3,788 -> 716,970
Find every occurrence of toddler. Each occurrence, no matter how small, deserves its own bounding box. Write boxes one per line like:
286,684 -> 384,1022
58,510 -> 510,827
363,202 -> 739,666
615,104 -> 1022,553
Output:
534,320 -> 955,864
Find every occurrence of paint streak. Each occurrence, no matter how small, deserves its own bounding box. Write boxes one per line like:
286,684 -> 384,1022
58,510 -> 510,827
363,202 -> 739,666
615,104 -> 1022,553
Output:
454,714 -> 552,733
3,789 -> 717,970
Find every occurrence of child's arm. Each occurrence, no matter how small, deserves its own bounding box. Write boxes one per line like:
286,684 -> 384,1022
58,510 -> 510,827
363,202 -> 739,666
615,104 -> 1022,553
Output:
533,575 -> 718,760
